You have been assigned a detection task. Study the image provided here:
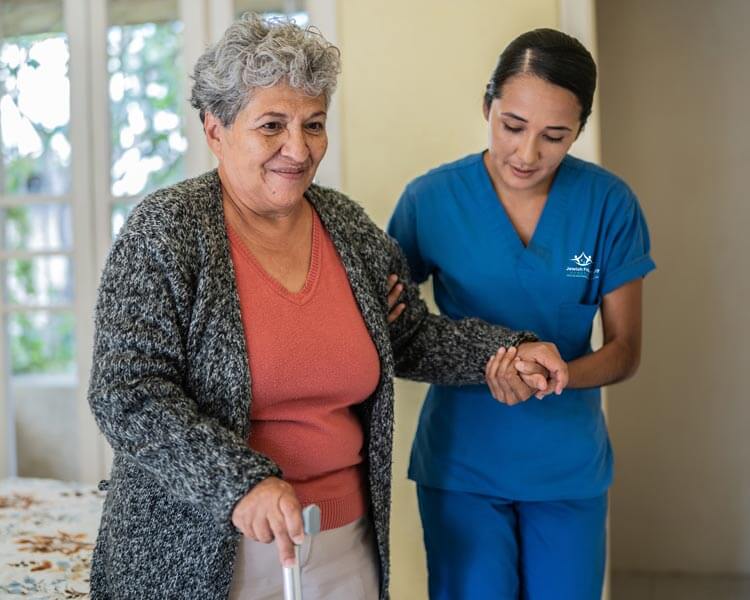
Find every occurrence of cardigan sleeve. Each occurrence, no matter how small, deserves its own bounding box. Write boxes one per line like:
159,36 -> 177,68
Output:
344,198 -> 538,385
384,233 -> 538,384
87,233 -> 282,522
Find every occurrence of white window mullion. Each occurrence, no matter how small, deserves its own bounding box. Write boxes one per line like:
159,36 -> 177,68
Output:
89,0 -> 113,281
207,0 -> 234,44
86,0 -> 117,481
0,229 -> 10,479
94,0 -> 117,481
2,304 -> 76,313
0,15 -> 11,479
66,0 -> 107,484
0,75 -> 5,195
180,0 -> 215,178
0,250 -> 75,260
0,195 -> 71,207
0,327 -> 14,478
305,0 -> 340,189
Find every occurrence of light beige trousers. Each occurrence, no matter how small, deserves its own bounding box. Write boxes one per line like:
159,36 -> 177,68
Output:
229,517 -> 380,600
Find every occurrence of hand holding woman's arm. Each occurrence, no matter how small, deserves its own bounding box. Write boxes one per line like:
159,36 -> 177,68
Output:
485,344 -> 568,403
382,263 -> 537,385
516,341 -> 569,395
385,271 -> 559,402
386,274 -> 406,323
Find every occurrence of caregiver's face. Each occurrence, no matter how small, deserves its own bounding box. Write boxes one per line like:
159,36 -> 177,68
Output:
484,74 -> 580,195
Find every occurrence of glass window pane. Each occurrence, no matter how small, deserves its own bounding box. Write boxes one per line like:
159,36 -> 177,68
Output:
111,201 -> 136,239
0,0 -> 70,196
0,203 -> 72,251
4,255 -> 73,305
108,1 -> 186,198
7,310 -> 75,376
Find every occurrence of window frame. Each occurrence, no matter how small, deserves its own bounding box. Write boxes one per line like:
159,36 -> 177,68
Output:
0,0 -> 340,483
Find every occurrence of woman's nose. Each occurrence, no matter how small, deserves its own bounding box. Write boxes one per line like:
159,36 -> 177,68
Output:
281,127 -> 309,163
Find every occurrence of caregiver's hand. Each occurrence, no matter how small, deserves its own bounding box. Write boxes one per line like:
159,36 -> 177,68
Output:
516,342 -> 568,396
386,274 -> 406,323
231,477 -> 303,567
512,358 -> 551,399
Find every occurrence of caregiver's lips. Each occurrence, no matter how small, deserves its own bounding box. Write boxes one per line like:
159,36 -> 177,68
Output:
509,164 -> 538,178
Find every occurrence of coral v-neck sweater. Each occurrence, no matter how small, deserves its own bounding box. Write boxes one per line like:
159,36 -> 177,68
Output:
227,208 -> 380,530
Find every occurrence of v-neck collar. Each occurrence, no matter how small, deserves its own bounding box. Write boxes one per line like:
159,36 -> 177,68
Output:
226,207 -> 322,306
475,151 -> 570,257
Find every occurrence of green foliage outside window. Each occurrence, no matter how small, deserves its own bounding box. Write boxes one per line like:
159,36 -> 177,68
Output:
2,21 -> 185,377
4,203 -> 74,376
0,32 -> 70,196
109,20 -> 186,196
9,312 -> 75,375
1,33 -> 72,376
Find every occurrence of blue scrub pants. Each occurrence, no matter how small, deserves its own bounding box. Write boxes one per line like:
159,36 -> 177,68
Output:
417,485 -> 607,600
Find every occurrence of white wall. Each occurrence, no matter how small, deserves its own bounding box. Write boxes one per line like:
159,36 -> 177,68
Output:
597,0 -> 750,575
12,377 -> 79,481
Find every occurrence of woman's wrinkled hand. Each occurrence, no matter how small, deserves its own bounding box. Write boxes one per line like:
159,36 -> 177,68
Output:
386,274 -> 406,323
231,477 -> 303,567
516,342 -> 569,396
485,346 -> 538,405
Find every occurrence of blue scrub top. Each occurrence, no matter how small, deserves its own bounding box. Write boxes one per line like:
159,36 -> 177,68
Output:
388,152 -> 655,501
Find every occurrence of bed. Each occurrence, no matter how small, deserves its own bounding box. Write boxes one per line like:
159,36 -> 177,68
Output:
0,478 -> 104,599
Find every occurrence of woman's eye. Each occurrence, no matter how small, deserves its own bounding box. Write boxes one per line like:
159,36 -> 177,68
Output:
305,122 -> 325,133
260,122 -> 282,132
544,135 -> 564,143
503,124 -> 523,134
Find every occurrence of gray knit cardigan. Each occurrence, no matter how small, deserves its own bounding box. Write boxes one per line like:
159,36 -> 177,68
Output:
87,170 -> 534,600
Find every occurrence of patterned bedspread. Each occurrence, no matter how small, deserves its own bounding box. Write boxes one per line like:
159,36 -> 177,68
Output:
0,478 -> 104,599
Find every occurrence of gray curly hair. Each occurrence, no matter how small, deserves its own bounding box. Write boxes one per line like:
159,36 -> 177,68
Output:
190,13 -> 341,126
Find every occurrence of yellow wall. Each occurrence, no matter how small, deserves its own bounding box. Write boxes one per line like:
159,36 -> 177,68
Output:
336,2 -> 559,597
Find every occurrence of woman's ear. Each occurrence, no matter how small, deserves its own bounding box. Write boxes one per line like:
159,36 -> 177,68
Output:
203,112 -> 224,160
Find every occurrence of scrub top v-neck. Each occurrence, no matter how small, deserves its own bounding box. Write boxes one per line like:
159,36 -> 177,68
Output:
473,152 -> 566,255
388,152 -> 655,501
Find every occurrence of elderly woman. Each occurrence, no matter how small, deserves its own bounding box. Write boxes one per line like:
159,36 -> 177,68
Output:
87,14 -> 566,600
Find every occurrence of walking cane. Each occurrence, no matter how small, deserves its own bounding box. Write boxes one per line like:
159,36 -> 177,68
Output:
283,504 -> 321,600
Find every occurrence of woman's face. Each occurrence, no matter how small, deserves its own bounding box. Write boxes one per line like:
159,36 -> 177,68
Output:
483,74 -> 581,195
205,83 -> 328,216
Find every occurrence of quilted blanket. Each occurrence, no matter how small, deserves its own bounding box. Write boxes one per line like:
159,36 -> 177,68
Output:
0,478 -> 104,599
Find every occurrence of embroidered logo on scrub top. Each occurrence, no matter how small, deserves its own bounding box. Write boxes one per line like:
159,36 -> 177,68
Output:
571,252 -> 593,267
566,252 -> 600,279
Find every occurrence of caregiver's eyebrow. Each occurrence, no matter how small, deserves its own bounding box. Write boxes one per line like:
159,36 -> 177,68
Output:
501,112 -> 573,132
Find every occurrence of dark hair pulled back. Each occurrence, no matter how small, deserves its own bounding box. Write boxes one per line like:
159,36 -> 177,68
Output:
484,28 -> 597,129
